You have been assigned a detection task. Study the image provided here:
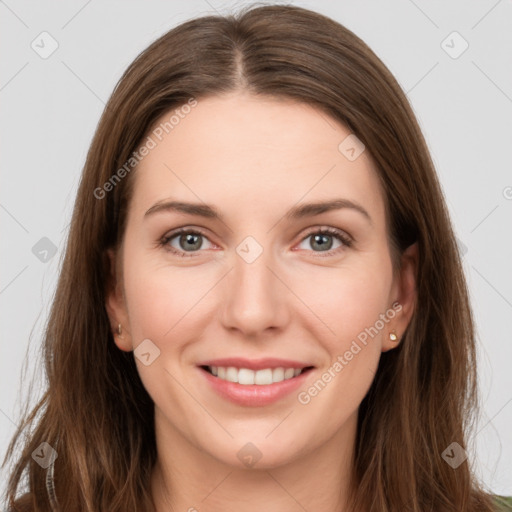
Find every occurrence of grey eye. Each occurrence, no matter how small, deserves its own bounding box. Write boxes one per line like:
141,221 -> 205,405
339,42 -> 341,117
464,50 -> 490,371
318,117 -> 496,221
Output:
298,232 -> 343,252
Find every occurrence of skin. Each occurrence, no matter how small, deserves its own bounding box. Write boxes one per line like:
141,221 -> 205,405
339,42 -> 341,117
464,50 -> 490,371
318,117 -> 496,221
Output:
106,91 -> 418,512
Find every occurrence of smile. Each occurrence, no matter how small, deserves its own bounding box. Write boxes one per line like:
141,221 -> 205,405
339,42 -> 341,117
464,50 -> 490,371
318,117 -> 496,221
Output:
197,360 -> 315,407
202,365 -> 312,385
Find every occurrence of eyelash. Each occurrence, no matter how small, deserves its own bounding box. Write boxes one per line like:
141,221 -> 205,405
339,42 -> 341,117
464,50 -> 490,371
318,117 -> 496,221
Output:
158,226 -> 353,259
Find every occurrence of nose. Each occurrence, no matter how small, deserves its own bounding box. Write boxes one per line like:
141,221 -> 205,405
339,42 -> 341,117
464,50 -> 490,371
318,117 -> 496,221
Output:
219,243 -> 290,338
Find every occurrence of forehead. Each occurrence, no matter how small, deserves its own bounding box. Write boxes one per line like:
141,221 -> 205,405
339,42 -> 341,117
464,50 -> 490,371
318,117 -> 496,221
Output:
129,92 -> 386,228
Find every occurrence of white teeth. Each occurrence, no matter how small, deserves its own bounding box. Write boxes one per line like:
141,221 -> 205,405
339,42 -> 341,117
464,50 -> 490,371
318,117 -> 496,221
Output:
238,368 -> 254,385
254,368 -> 272,385
207,366 -> 306,385
284,368 -> 295,379
225,366 -> 238,383
272,367 -> 285,382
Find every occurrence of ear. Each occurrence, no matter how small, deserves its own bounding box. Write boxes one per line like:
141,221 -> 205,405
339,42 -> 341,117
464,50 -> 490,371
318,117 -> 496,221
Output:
105,247 -> 132,352
382,242 -> 418,352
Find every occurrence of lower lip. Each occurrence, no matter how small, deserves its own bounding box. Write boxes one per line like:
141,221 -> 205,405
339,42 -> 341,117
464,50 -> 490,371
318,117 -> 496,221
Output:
198,367 -> 314,407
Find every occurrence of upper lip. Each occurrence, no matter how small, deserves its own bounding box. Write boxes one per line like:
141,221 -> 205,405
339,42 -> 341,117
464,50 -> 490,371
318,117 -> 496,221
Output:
197,357 -> 315,371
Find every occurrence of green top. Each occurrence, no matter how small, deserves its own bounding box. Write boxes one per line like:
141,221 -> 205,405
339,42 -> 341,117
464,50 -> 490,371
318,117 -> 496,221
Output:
494,495 -> 512,510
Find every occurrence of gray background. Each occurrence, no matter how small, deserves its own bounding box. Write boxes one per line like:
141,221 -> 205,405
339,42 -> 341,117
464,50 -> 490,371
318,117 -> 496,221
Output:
1,0 -> 511,498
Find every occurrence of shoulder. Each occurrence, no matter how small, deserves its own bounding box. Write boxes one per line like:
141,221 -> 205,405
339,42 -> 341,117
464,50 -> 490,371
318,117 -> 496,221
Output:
494,495 -> 512,511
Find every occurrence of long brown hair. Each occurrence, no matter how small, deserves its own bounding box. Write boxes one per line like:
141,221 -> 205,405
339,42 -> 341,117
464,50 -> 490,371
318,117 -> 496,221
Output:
2,4 -> 498,511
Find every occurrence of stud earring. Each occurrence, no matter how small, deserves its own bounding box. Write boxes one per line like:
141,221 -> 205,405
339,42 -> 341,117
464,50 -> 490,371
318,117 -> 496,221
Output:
389,330 -> 399,342
116,323 -> 123,338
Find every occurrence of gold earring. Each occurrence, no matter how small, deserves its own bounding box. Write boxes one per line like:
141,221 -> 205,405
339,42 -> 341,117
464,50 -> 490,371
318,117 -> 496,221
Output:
117,323 -> 123,337
389,330 -> 399,342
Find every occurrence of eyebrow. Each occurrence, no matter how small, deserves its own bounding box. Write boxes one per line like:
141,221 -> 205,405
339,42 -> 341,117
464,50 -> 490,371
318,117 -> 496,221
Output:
144,198 -> 373,225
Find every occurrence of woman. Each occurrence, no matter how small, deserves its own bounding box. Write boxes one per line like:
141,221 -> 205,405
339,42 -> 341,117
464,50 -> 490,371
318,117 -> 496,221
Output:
2,4 -> 511,511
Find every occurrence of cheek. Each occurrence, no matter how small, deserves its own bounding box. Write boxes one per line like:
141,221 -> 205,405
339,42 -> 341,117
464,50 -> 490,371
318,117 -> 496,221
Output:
122,250 -> 216,342
120,254 -> 209,406
124,249 -> 393,352
291,258 -> 393,349
293,265 -> 393,418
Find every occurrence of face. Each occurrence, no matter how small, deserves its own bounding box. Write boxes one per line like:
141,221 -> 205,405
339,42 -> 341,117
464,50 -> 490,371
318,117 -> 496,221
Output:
106,91 -> 417,470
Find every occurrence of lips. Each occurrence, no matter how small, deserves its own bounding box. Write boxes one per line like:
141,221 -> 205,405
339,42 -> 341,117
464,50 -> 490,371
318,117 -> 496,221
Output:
196,357 -> 314,371
196,357 -> 315,406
